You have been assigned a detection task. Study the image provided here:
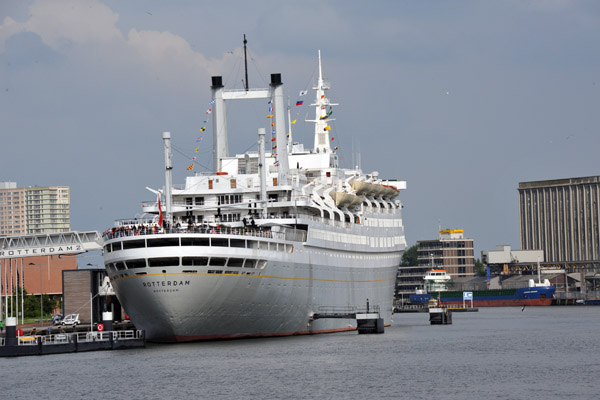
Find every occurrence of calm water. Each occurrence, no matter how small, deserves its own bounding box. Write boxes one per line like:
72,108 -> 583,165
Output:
1,307 -> 599,399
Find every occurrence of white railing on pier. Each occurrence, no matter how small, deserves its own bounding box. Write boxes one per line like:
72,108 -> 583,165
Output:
12,330 -> 144,346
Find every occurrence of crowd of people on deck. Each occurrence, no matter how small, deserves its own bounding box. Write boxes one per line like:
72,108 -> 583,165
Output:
102,217 -> 270,241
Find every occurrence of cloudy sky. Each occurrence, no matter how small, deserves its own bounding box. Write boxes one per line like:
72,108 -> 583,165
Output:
1,0 -> 599,258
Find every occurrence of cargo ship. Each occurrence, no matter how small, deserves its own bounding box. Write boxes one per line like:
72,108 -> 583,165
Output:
409,267 -> 555,307
102,49 -> 407,341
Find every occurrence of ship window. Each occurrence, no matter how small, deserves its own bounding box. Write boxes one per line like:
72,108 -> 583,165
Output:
210,257 -> 227,266
147,238 -> 180,247
230,239 -> 245,248
247,241 -> 258,249
195,197 -> 204,205
211,238 -> 228,247
111,242 -> 122,251
181,237 -> 209,246
208,270 -> 223,274
125,259 -> 147,269
115,262 -> 126,271
227,258 -> 244,267
257,260 -> 267,269
244,259 -> 256,268
183,270 -> 197,273
122,240 -> 145,249
104,245 -> 111,253
182,257 -> 208,266
148,257 -> 180,267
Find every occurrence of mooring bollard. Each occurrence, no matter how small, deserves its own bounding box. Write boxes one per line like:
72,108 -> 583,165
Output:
102,311 -> 114,332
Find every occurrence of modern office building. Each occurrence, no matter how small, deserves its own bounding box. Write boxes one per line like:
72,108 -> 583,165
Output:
416,229 -> 475,277
0,182 -> 70,236
518,176 -> 600,263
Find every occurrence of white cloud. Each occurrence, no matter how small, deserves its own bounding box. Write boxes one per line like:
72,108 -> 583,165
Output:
0,16 -> 26,51
0,0 -> 122,51
27,0 -> 122,48
0,0 -> 219,84
126,28 -> 211,80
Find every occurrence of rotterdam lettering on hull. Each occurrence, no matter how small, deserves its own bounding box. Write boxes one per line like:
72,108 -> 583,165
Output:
142,281 -> 191,288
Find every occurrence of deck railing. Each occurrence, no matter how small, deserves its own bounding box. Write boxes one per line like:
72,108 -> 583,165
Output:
103,225 -> 289,241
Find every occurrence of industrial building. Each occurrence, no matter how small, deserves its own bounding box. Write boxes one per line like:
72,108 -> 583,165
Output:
518,175 -> 600,263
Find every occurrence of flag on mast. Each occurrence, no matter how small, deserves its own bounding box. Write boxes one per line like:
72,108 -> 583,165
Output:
158,194 -> 163,227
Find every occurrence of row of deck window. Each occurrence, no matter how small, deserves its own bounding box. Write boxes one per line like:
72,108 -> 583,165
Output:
105,237 -> 292,253
107,257 -> 267,272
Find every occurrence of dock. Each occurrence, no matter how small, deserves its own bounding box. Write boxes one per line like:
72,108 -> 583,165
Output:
0,329 -> 145,357
1,315 -> 145,357
429,306 -> 453,325
312,302 -> 385,334
394,305 -> 478,313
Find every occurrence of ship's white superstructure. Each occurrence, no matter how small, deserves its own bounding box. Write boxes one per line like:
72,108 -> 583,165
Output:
103,52 -> 407,342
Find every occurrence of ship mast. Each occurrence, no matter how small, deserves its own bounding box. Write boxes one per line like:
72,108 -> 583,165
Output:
162,131 -> 173,225
306,50 -> 338,154
287,97 -> 293,154
243,34 -> 249,91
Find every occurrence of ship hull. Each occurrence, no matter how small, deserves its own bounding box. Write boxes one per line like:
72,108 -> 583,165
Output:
409,287 -> 555,307
105,233 -> 400,342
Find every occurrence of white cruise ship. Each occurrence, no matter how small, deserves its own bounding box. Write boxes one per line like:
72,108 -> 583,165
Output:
102,51 -> 407,342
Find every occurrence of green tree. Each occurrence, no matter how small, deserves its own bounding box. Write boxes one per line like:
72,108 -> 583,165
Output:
401,244 -> 418,266
474,258 -> 486,276
4,287 -> 54,320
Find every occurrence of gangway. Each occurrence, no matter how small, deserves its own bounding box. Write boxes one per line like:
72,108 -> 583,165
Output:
0,231 -> 103,259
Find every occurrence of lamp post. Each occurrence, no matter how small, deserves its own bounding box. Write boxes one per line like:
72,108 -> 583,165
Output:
87,263 -> 97,332
28,262 -> 43,327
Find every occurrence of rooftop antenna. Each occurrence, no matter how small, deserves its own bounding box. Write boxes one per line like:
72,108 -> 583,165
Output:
243,34 -> 249,91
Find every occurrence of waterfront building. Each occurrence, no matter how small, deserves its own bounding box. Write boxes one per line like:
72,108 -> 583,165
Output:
0,182 -> 73,318
518,176 -> 600,263
395,230 -> 475,301
24,185 -> 71,234
0,182 -> 70,236
62,269 -> 121,325
395,264 -> 430,300
0,182 -> 26,236
417,229 -> 475,277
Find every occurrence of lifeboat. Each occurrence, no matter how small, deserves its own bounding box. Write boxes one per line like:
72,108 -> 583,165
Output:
348,195 -> 364,208
330,192 -> 358,208
370,184 -> 385,197
350,180 -> 373,195
382,185 -> 400,198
